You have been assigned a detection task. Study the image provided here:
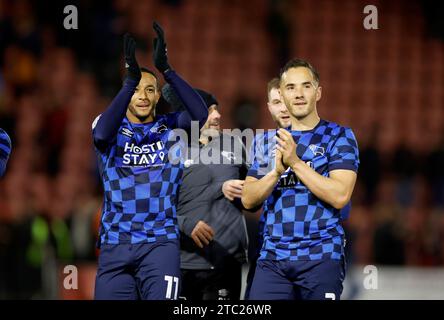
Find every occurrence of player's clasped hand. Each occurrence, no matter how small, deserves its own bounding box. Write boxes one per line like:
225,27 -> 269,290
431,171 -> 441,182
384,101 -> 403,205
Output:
222,179 -> 244,201
276,128 -> 300,168
191,220 -> 215,248
152,21 -> 171,73
274,148 -> 287,176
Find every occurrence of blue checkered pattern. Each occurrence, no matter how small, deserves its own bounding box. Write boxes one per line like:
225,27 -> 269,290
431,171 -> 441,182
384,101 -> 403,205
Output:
94,113 -> 186,246
248,134 -> 267,252
0,128 -> 11,176
247,120 -> 359,261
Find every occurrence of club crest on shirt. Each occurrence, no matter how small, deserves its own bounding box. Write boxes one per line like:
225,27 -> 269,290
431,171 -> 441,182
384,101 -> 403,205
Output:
150,124 -> 168,134
184,159 -> 194,168
309,144 -> 325,156
221,151 -> 236,162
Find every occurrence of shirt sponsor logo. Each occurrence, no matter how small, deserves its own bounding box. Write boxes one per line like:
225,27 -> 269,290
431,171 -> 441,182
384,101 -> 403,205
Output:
276,161 -> 314,190
122,141 -> 166,167
278,168 -> 299,189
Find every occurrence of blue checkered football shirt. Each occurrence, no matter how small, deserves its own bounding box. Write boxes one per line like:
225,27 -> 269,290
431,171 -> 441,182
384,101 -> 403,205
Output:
0,128 -> 11,177
247,119 -> 359,261
93,113 -> 186,246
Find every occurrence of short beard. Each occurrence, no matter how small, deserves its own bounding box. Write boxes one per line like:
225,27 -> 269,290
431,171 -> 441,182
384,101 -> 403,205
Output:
136,114 -> 151,122
128,105 -> 155,122
293,113 -> 309,120
277,120 -> 290,129
289,104 -> 313,121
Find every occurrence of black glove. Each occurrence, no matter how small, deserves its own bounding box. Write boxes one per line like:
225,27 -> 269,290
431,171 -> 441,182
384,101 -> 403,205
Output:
152,21 -> 171,73
124,33 -> 141,82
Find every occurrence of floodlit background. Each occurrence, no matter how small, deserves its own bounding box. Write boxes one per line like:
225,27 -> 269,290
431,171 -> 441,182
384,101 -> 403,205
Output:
0,0 -> 443,299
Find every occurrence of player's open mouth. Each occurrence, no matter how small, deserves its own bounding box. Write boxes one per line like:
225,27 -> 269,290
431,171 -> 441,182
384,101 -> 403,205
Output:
281,116 -> 290,120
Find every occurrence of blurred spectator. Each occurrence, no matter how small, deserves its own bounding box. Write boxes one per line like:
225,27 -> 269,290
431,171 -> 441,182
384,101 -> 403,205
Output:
422,0 -> 444,40
425,132 -> 444,207
358,125 -> 382,206
267,0 -> 291,69
230,96 -> 260,131
372,176 -> 406,265
391,138 -> 419,208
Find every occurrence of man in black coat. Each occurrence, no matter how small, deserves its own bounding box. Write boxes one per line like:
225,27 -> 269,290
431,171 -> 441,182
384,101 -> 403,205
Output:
164,87 -> 249,300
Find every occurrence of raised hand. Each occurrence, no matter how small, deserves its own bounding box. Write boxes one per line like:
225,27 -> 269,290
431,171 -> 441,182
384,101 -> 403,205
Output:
274,148 -> 287,176
123,33 -> 141,82
152,21 -> 171,73
276,128 -> 300,168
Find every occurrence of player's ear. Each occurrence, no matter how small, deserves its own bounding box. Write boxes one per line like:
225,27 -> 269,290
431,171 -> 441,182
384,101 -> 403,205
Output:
316,85 -> 322,102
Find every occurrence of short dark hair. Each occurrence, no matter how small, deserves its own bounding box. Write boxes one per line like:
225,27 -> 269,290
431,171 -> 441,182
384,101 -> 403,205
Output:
267,77 -> 280,96
140,67 -> 160,90
279,58 -> 320,85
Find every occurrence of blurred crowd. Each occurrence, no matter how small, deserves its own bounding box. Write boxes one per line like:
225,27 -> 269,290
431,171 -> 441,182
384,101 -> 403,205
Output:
0,0 -> 443,299
348,125 -> 444,267
0,0 -> 110,298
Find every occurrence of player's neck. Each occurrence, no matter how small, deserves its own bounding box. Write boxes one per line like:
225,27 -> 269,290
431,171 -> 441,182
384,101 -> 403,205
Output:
290,110 -> 320,131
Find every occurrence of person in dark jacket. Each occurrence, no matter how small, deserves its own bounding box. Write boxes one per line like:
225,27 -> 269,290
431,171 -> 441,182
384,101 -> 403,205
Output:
164,86 -> 249,300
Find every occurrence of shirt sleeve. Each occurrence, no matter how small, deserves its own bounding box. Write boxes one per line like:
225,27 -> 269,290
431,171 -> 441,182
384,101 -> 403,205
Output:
92,78 -> 138,150
240,136 -> 249,179
177,213 -> 204,237
163,70 -> 208,130
246,133 -> 272,179
0,129 -> 11,177
328,127 -> 360,172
